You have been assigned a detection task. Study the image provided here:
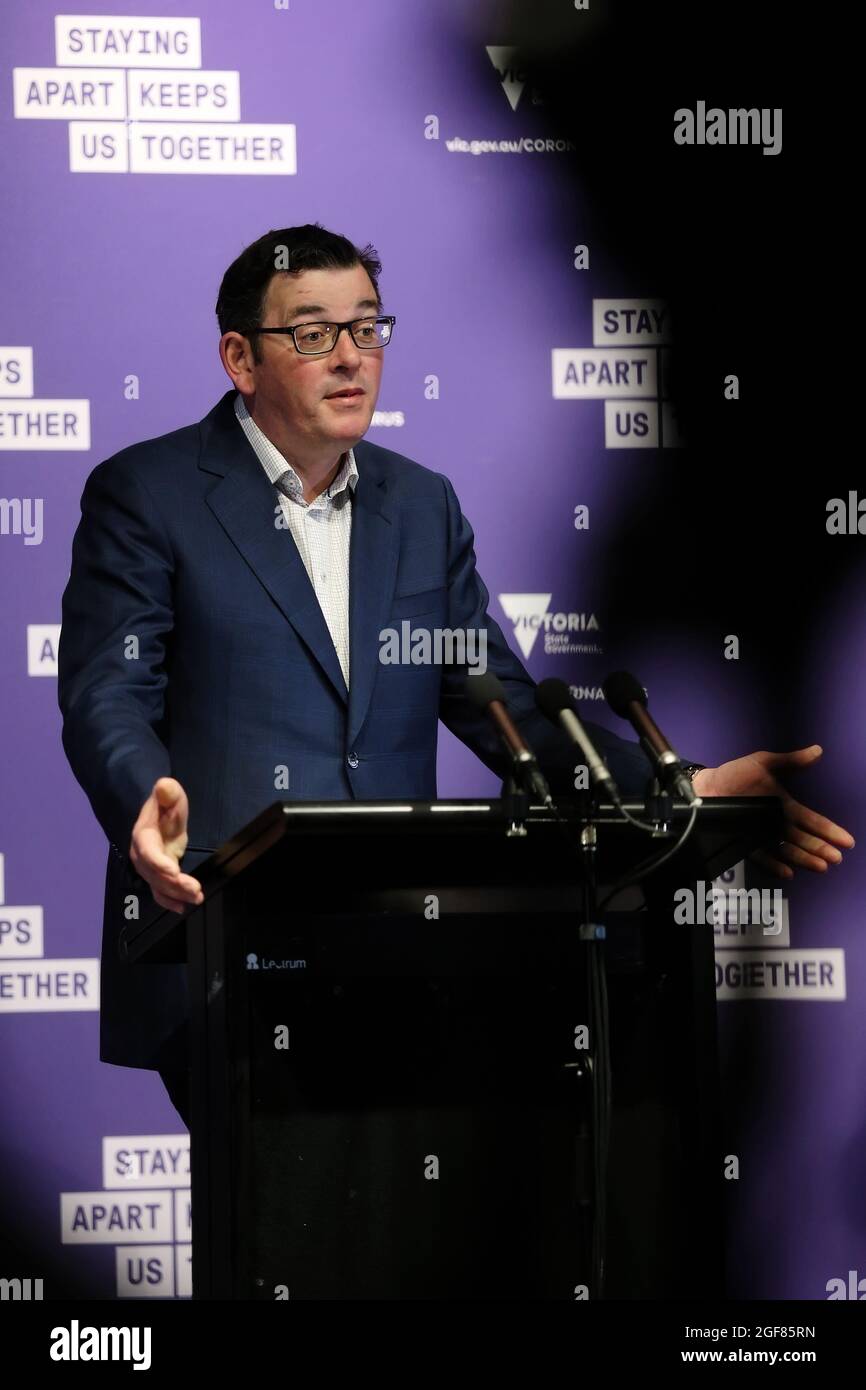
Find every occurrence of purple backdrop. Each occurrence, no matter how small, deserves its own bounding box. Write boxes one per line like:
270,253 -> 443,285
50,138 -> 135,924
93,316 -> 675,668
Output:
0,0 -> 862,1301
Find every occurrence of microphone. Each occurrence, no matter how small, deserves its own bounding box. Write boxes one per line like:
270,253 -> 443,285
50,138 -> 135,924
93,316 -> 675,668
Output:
535,678 -> 622,806
602,670 -> 701,805
464,672 -> 553,806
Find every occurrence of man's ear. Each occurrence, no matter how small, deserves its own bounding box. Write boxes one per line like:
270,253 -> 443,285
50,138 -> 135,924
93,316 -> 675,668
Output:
219,331 -> 256,393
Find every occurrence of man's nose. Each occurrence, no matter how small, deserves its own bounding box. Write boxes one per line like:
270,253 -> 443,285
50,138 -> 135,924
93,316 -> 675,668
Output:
331,324 -> 362,364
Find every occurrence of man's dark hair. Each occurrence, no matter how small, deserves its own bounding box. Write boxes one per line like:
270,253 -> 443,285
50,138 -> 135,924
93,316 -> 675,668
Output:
216,223 -> 382,361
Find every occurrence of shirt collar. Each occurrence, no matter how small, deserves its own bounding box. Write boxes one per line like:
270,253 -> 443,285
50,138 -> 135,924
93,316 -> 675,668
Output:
234,391 -> 359,501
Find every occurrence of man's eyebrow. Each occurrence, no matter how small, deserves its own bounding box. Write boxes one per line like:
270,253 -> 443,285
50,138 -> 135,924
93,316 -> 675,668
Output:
285,299 -> 380,322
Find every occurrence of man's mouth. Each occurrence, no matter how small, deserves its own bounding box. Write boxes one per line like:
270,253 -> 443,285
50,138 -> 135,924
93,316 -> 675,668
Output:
325,388 -> 365,400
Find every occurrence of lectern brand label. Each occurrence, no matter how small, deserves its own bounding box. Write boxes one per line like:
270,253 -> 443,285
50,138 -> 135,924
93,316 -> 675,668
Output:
245,952 -> 306,971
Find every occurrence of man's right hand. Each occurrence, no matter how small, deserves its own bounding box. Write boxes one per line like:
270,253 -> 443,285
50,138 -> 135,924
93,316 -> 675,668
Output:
129,776 -> 204,914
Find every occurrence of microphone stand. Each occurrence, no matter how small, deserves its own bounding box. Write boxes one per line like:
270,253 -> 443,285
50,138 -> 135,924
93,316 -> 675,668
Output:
573,782 -> 611,1300
644,774 -> 674,834
498,757 -> 611,1296
501,766 -> 529,837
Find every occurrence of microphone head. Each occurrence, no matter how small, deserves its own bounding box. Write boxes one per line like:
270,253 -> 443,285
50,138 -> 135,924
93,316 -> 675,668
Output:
603,670 -> 647,717
464,670 -> 507,711
535,678 -> 575,724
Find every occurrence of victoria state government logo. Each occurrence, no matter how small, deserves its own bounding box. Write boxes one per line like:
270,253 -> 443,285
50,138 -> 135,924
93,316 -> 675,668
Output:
497,594 -> 601,658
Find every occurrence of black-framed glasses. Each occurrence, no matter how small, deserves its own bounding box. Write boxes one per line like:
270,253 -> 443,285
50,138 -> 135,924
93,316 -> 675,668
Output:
249,315 -> 396,355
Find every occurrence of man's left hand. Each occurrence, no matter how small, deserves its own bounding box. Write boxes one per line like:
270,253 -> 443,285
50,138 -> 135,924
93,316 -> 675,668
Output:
692,746 -> 855,879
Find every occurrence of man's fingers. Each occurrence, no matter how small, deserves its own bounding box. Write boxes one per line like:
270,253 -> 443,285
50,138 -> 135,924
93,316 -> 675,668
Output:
133,781 -> 188,837
130,832 -> 203,899
754,840 -> 828,876
782,823 -> 844,865
148,869 -> 203,902
152,889 -> 193,915
132,830 -> 184,878
782,796 -> 855,849
152,870 -> 202,895
750,849 -> 793,880
758,745 -> 823,771
155,777 -> 187,820
136,849 -> 182,878
779,842 -> 829,873
149,875 -> 203,913
154,776 -> 185,808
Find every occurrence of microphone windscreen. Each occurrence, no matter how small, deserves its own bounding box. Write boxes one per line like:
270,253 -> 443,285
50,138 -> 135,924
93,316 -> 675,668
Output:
535,678 -> 574,723
464,671 -> 506,710
603,670 -> 646,717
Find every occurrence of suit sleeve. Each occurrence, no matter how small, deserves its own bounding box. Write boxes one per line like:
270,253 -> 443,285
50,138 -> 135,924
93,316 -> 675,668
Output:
435,473 -> 657,797
58,459 -> 173,856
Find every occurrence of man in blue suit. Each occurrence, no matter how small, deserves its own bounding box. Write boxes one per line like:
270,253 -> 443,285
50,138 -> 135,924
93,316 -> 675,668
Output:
58,224 -> 853,1123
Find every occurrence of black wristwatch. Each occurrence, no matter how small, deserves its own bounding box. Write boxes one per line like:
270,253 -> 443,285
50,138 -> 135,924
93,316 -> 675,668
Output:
681,763 -> 707,784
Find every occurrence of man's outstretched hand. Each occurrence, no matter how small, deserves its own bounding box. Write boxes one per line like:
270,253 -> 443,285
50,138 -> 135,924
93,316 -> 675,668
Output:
129,776 -> 205,914
692,746 -> 855,879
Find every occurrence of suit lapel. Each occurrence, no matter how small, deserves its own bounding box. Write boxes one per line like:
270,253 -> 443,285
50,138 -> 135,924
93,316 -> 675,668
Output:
347,444 -> 399,747
199,392 -> 349,705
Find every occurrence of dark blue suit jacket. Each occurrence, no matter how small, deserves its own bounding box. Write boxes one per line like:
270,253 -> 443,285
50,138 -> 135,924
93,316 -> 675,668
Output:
58,390 -> 654,1069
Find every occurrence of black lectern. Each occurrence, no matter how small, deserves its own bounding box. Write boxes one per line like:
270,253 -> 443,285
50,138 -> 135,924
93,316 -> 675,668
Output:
121,796 -> 781,1301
